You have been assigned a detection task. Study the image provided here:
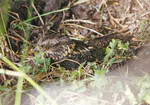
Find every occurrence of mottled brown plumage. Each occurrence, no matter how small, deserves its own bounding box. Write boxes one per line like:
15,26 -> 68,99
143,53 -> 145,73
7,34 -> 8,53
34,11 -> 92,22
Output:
35,33 -> 133,69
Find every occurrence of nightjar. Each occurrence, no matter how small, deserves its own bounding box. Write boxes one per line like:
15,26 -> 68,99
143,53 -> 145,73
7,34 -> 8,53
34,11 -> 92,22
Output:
34,33 -> 133,69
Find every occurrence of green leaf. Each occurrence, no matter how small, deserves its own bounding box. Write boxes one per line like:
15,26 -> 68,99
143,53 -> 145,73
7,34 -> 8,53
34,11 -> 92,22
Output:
118,41 -> 129,50
106,57 -> 116,68
78,62 -> 85,76
143,93 -> 150,104
105,47 -> 111,55
94,69 -> 106,77
46,58 -> 51,67
125,84 -> 137,105
101,39 -> 130,70
70,70 -> 79,81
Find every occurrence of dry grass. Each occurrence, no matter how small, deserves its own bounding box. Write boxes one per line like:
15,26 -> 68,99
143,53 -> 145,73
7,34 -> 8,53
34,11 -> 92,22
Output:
0,0 -> 150,105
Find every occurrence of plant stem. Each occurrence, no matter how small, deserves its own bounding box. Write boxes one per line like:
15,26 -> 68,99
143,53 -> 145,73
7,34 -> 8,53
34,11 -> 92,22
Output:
0,0 -> 12,37
0,53 -> 58,105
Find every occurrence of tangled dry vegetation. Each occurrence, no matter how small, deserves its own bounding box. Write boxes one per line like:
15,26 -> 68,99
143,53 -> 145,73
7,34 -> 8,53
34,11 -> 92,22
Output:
0,0 -> 150,105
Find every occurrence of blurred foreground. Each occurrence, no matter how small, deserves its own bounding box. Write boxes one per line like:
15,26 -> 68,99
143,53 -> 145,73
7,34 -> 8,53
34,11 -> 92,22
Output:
20,43 -> 150,105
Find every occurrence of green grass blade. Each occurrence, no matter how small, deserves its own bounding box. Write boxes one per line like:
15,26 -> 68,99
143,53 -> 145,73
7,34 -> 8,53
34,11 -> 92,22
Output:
22,7 -> 69,24
15,77 -> 24,105
0,53 -> 58,105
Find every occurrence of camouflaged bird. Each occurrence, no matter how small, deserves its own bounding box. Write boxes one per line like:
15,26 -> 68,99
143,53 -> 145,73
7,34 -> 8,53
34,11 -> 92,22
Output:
35,33 -> 133,69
